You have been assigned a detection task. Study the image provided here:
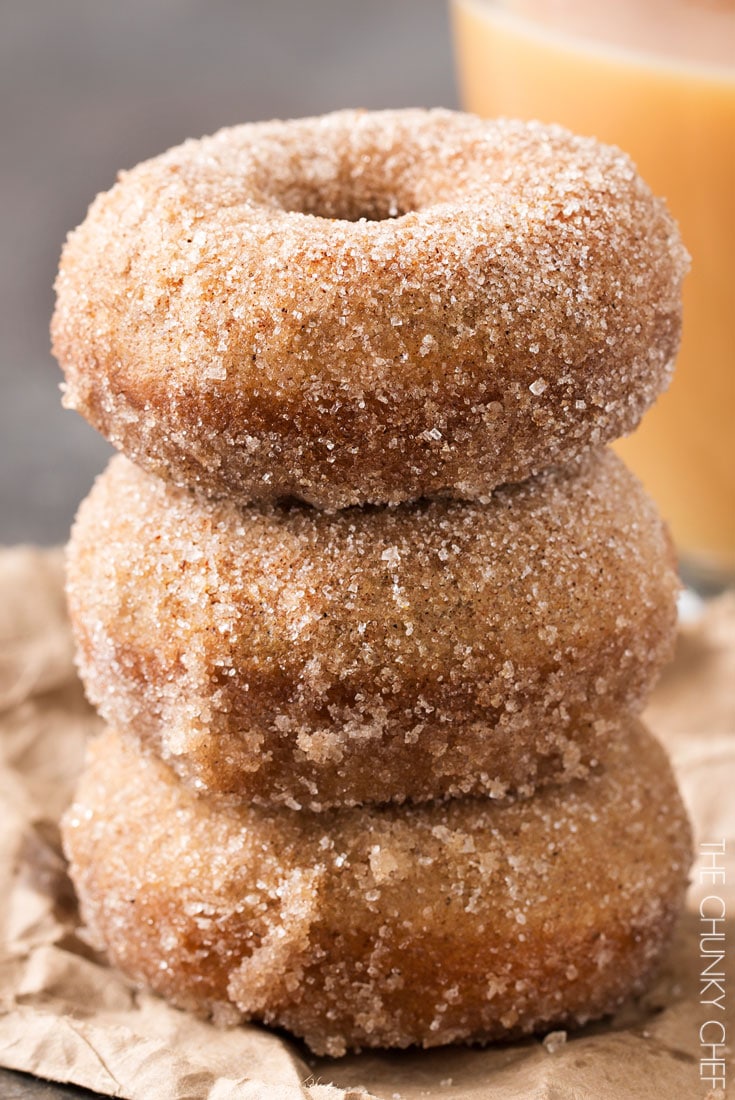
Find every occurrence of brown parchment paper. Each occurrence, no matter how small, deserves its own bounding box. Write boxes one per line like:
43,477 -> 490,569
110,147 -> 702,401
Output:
0,546 -> 733,1099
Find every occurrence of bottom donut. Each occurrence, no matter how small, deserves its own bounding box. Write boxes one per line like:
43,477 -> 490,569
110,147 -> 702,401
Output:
62,724 -> 691,1056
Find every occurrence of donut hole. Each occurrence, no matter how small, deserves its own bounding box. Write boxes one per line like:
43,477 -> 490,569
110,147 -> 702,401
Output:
255,124 -> 426,222
271,159 -> 415,221
276,175 -> 412,223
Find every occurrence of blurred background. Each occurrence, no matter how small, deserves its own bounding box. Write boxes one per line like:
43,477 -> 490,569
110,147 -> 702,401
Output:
1,0 -> 457,544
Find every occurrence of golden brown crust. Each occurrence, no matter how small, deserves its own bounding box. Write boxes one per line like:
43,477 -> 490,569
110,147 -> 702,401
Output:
52,109 -> 687,509
66,449 -> 679,809
62,723 -> 692,1055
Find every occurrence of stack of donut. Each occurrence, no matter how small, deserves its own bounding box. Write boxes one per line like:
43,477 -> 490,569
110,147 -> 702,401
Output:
55,109 -> 692,1057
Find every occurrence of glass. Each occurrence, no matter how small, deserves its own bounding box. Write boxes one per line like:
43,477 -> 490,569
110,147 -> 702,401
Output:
451,0 -> 735,587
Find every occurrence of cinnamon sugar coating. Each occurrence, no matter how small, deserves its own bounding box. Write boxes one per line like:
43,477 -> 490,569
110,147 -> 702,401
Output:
52,109 -> 687,509
62,724 -> 692,1056
66,449 -> 679,809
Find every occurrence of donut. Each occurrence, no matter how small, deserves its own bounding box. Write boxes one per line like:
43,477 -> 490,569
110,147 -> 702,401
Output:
52,109 -> 687,510
62,722 -> 692,1056
66,448 -> 679,809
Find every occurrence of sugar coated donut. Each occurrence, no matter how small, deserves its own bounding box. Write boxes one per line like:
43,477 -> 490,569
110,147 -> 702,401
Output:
66,449 -> 678,809
52,109 -> 687,509
62,723 -> 691,1056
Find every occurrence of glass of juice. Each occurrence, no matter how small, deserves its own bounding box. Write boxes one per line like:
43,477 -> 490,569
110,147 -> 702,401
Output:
451,0 -> 735,588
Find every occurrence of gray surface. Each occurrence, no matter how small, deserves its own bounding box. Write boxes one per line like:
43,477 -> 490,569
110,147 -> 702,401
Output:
1,0 -> 457,546
0,1069 -> 104,1099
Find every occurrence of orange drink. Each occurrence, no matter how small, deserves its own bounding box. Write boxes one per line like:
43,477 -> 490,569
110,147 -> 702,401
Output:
452,0 -> 735,581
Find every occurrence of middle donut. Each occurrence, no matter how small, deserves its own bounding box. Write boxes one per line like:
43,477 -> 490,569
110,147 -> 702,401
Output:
67,449 -> 678,809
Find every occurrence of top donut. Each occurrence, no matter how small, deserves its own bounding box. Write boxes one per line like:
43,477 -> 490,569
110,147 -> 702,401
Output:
53,109 -> 687,509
